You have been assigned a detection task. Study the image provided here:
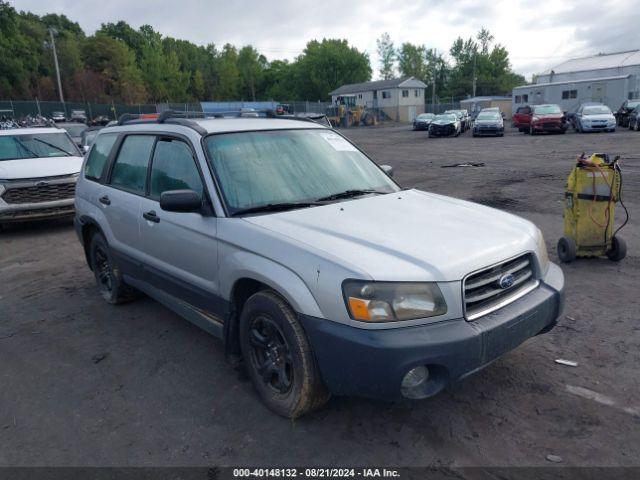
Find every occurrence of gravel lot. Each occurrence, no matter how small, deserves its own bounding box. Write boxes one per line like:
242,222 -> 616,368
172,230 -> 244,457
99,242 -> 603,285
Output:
1,124 -> 639,468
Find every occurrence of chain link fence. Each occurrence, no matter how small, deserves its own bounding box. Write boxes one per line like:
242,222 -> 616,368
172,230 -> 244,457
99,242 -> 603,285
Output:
0,100 -> 157,121
425,102 -> 462,114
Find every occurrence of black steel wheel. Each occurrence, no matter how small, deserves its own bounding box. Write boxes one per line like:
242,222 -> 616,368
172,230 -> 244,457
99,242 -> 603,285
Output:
248,315 -> 294,395
239,290 -> 329,418
557,236 -> 577,263
89,232 -> 138,304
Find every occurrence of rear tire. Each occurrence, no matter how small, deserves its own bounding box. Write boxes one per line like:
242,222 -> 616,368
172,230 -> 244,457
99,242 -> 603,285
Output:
239,290 -> 329,418
557,236 -> 577,263
607,236 -> 627,261
88,232 -> 138,304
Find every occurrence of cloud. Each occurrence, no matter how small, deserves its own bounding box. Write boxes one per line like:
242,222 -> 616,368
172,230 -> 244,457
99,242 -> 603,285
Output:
9,0 -> 640,80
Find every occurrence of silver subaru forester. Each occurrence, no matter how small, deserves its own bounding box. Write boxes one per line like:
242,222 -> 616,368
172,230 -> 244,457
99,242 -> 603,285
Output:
74,112 -> 564,418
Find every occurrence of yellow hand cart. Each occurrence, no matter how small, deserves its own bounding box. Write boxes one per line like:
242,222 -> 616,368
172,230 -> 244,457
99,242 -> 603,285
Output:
557,153 -> 629,263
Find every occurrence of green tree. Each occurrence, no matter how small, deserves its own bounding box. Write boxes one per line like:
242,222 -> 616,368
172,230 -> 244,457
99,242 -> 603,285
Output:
294,39 -> 371,100
376,33 -> 395,80
192,69 -> 205,99
237,45 -> 266,101
214,44 -> 240,100
82,33 -> 147,102
397,42 -> 428,81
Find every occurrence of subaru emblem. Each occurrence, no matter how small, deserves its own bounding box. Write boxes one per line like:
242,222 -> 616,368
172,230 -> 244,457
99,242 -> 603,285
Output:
35,181 -> 48,187
498,273 -> 515,289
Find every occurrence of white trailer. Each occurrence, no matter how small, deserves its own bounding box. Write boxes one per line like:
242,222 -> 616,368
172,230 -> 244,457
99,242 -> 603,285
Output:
512,75 -> 633,113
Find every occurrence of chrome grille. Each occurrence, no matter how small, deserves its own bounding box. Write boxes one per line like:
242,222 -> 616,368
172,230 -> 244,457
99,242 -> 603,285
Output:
2,182 -> 76,204
463,253 -> 537,320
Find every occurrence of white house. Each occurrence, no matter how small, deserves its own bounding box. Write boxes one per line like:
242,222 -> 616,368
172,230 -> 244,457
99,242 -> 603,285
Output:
513,50 -> 640,113
329,76 -> 427,122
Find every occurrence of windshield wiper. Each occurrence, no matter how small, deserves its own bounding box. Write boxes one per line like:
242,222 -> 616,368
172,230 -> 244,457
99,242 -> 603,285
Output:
316,189 -> 385,202
31,137 -> 73,156
231,201 -> 324,217
13,138 -> 38,158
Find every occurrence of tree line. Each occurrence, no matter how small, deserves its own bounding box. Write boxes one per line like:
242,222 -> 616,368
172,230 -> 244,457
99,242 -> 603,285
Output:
377,29 -> 525,102
0,1 -> 524,104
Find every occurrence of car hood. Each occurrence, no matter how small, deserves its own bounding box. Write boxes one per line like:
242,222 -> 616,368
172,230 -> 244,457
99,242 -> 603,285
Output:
431,119 -> 455,126
245,189 -> 539,282
583,114 -> 615,121
476,119 -> 503,125
534,113 -> 563,120
0,156 -> 83,180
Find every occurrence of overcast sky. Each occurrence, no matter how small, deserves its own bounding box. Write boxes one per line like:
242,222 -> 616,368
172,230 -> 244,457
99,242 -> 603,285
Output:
10,0 -> 640,80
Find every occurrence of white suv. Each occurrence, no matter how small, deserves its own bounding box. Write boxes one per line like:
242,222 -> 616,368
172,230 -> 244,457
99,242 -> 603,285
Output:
74,112 -> 565,418
0,127 -> 83,227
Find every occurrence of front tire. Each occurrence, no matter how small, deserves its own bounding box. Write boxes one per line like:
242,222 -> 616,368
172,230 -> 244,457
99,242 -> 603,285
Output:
89,232 -> 138,304
239,290 -> 329,418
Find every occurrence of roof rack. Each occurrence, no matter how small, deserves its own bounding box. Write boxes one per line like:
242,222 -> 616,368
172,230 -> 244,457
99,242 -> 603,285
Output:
115,109 -> 328,136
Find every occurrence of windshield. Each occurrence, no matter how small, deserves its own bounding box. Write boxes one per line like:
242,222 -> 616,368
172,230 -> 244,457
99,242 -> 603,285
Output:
583,106 -> 612,115
60,124 -> 87,137
435,114 -> 457,122
477,112 -> 501,120
204,129 -> 398,213
534,105 -> 562,115
0,132 -> 78,161
416,114 -> 434,120
627,101 -> 640,110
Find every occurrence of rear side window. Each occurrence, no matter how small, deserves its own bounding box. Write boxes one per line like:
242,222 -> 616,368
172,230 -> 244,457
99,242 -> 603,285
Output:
84,133 -> 118,181
110,135 -> 155,194
149,139 -> 203,199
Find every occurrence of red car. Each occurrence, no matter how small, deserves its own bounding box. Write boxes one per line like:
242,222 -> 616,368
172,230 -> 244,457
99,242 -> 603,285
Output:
512,105 -> 532,132
523,104 -> 568,134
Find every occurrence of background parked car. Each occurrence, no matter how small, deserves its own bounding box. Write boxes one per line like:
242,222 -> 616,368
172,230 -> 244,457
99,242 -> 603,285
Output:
573,104 -> 616,132
472,110 -> 504,137
57,122 -> 88,147
90,115 -> 111,126
79,126 -> 102,152
429,113 -> 461,137
512,105 -> 532,131
445,110 -> 469,131
627,108 -> 640,130
70,110 -> 87,123
527,104 -> 567,134
614,100 -> 640,127
412,113 -> 435,130
0,127 -> 83,226
51,111 -> 66,123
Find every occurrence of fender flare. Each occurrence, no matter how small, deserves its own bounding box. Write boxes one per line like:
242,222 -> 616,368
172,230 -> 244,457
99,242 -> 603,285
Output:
222,250 -> 324,319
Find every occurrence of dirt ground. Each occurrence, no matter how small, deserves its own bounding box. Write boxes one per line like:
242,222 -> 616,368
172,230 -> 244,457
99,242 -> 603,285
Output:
1,124 -> 638,468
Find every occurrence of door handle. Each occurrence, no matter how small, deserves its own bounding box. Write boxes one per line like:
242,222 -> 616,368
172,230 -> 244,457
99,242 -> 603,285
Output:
143,210 -> 160,223
98,195 -> 111,206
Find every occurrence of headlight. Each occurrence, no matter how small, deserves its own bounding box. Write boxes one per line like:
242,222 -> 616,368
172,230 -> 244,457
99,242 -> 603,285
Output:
0,180 -> 6,196
342,280 -> 447,322
536,228 -> 550,274
532,116 -> 540,123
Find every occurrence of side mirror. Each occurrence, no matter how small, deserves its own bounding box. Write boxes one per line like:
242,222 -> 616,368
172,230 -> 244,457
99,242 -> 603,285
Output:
82,145 -> 90,154
160,189 -> 202,213
381,165 -> 394,177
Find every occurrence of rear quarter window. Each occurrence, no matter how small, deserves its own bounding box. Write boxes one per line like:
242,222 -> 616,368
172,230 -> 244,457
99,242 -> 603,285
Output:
109,135 -> 155,194
84,133 -> 118,181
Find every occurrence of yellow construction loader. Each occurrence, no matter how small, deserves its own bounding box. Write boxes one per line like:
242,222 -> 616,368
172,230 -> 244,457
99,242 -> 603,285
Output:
326,95 -> 376,127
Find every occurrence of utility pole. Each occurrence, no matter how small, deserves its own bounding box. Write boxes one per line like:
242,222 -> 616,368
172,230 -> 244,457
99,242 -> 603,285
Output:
48,28 -> 64,103
431,49 -> 437,108
472,51 -> 477,98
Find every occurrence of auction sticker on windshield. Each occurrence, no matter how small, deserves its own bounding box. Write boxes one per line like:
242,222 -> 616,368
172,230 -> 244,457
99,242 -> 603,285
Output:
319,132 -> 358,152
